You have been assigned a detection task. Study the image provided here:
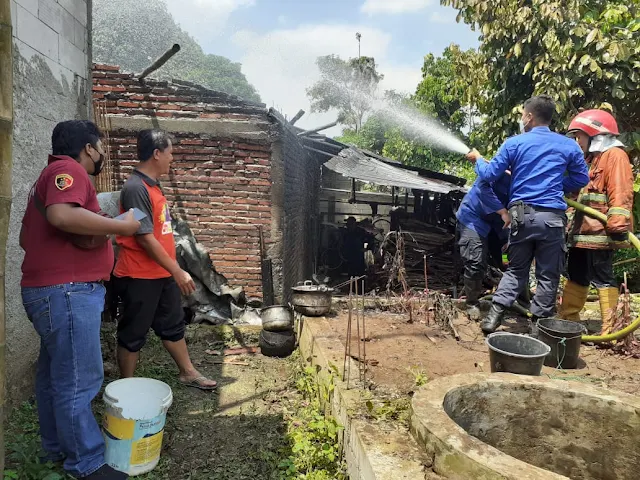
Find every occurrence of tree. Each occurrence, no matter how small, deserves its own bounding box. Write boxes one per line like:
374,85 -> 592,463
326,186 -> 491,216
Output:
441,0 -> 640,157
334,49 -> 479,182
414,45 -> 480,135
307,55 -> 384,132
336,115 -> 388,153
93,0 -> 261,102
384,47 -> 480,181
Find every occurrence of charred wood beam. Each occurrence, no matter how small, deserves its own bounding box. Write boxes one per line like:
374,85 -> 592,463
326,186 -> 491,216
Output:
297,121 -> 339,137
289,109 -> 305,125
139,44 -> 181,81
304,145 -> 336,157
301,136 -> 343,152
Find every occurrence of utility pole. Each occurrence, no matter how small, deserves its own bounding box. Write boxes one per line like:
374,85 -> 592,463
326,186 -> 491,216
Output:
356,32 -> 361,59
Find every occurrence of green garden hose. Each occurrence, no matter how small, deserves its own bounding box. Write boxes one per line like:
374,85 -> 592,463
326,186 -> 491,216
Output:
565,197 -> 640,343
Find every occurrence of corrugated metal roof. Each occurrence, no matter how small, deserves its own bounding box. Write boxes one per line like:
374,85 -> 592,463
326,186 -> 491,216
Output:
324,147 -> 465,194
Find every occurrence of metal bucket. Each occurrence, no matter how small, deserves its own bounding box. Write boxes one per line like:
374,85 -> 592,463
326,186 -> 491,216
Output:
486,332 -> 551,376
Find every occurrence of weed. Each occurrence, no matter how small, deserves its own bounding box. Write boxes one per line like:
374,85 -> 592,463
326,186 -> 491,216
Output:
364,397 -> 412,425
276,353 -> 347,480
4,402 -> 72,480
408,367 -> 429,387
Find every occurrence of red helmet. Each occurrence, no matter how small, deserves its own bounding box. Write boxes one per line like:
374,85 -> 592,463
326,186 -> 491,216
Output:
567,109 -> 619,137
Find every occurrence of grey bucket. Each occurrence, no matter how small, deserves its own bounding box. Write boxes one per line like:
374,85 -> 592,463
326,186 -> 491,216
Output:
486,332 -> 551,376
536,318 -> 585,369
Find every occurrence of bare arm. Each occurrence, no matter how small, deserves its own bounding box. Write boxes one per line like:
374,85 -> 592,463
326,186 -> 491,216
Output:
46,204 -> 139,236
136,234 -> 196,295
136,234 -> 181,276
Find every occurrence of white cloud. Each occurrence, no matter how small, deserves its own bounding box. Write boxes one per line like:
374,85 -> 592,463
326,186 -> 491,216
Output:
429,11 -> 453,24
232,24 -> 422,136
361,0 -> 433,15
164,0 -> 255,42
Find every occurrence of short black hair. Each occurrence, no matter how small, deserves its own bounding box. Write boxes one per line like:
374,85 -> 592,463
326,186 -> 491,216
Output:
137,129 -> 173,161
523,95 -> 555,124
51,120 -> 101,159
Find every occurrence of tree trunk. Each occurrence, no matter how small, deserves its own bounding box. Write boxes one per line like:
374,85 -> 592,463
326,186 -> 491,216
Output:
0,0 -> 13,471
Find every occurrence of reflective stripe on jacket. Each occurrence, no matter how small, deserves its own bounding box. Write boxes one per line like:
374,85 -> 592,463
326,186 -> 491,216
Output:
569,147 -> 634,250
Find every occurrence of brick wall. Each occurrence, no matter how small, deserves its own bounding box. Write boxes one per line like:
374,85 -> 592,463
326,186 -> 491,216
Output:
93,64 -> 275,297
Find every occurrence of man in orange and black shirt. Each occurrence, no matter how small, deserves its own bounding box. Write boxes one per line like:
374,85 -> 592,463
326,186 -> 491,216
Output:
113,129 -> 217,390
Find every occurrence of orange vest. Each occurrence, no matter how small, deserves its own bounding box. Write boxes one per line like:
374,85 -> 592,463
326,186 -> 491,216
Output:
114,181 -> 176,279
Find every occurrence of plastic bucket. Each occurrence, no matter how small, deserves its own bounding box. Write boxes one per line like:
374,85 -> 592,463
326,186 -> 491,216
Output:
102,378 -> 173,476
486,332 -> 551,376
537,318 -> 585,369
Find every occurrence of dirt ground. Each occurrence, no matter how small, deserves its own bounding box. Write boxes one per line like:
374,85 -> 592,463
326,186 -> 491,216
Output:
6,325 -> 345,480
326,300 -> 640,397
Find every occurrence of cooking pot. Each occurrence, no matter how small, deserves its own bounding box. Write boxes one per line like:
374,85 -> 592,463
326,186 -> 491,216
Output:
261,305 -> 294,332
291,281 -> 333,317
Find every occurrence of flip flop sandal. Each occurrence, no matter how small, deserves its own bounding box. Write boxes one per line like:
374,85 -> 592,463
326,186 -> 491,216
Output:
180,376 -> 218,391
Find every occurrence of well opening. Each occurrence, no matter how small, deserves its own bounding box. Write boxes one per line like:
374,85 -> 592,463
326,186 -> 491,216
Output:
443,382 -> 640,480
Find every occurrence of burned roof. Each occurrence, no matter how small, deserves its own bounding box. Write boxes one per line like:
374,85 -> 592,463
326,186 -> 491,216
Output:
93,63 -> 268,118
324,147 -> 466,194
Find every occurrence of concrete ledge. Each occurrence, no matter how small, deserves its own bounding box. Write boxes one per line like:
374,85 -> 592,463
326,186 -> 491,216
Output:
298,316 -> 431,480
411,373 -> 640,480
107,115 -> 277,142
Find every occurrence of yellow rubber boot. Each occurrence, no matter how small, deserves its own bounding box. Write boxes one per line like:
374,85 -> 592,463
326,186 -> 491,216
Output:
558,281 -> 589,321
598,287 -> 619,336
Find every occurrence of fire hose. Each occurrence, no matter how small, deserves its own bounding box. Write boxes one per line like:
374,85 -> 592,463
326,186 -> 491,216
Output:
564,198 -> 640,343
479,198 -> 640,343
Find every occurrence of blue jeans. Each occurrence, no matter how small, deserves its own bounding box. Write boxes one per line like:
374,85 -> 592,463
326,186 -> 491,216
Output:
22,282 -> 107,478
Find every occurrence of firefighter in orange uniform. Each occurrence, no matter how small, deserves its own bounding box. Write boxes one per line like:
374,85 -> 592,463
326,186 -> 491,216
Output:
559,110 -> 634,335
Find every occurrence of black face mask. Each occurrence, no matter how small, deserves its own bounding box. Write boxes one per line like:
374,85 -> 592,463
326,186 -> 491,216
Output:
91,151 -> 105,177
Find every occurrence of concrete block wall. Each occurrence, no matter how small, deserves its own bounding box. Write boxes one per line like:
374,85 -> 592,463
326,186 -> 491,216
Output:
6,0 -> 91,406
92,65 -> 275,298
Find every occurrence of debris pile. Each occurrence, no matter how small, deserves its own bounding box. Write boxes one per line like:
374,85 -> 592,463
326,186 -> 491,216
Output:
379,222 -> 456,292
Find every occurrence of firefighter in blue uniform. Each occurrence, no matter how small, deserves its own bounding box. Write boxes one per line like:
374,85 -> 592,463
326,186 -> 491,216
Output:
466,95 -> 589,333
456,173 -> 511,320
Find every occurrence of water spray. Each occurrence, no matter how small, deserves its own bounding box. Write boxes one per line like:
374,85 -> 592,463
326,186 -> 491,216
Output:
323,78 -> 470,155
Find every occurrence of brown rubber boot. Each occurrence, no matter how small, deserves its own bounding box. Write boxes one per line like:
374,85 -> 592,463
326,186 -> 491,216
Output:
598,287 -> 619,336
558,281 -> 589,321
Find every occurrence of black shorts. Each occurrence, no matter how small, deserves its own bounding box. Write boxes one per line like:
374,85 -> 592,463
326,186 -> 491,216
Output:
114,276 -> 185,352
566,248 -> 616,289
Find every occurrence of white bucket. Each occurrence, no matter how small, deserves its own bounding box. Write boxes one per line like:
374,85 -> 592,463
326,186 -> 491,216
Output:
102,378 -> 173,476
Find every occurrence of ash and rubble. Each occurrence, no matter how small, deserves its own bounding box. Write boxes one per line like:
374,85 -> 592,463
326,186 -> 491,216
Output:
98,192 -> 262,326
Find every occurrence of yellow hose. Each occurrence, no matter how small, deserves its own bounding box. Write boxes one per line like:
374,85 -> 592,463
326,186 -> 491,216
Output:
565,197 -> 640,343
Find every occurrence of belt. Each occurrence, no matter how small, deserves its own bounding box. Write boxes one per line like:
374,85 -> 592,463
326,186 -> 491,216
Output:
509,202 -> 564,234
522,204 -> 564,214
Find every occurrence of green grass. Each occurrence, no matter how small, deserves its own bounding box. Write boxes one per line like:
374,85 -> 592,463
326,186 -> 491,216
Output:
5,326 -> 346,480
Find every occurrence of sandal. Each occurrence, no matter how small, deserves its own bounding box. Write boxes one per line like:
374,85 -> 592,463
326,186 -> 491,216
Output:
179,375 -> 217,391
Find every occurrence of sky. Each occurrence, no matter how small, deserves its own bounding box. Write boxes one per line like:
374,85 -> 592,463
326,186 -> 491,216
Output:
163,0 -> 479,135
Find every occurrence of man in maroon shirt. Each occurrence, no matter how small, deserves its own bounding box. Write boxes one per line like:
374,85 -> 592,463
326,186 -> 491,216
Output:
20,120 -> 139,479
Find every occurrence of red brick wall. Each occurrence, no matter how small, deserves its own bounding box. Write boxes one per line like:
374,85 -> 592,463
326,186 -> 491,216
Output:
93,64 -> 274,297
